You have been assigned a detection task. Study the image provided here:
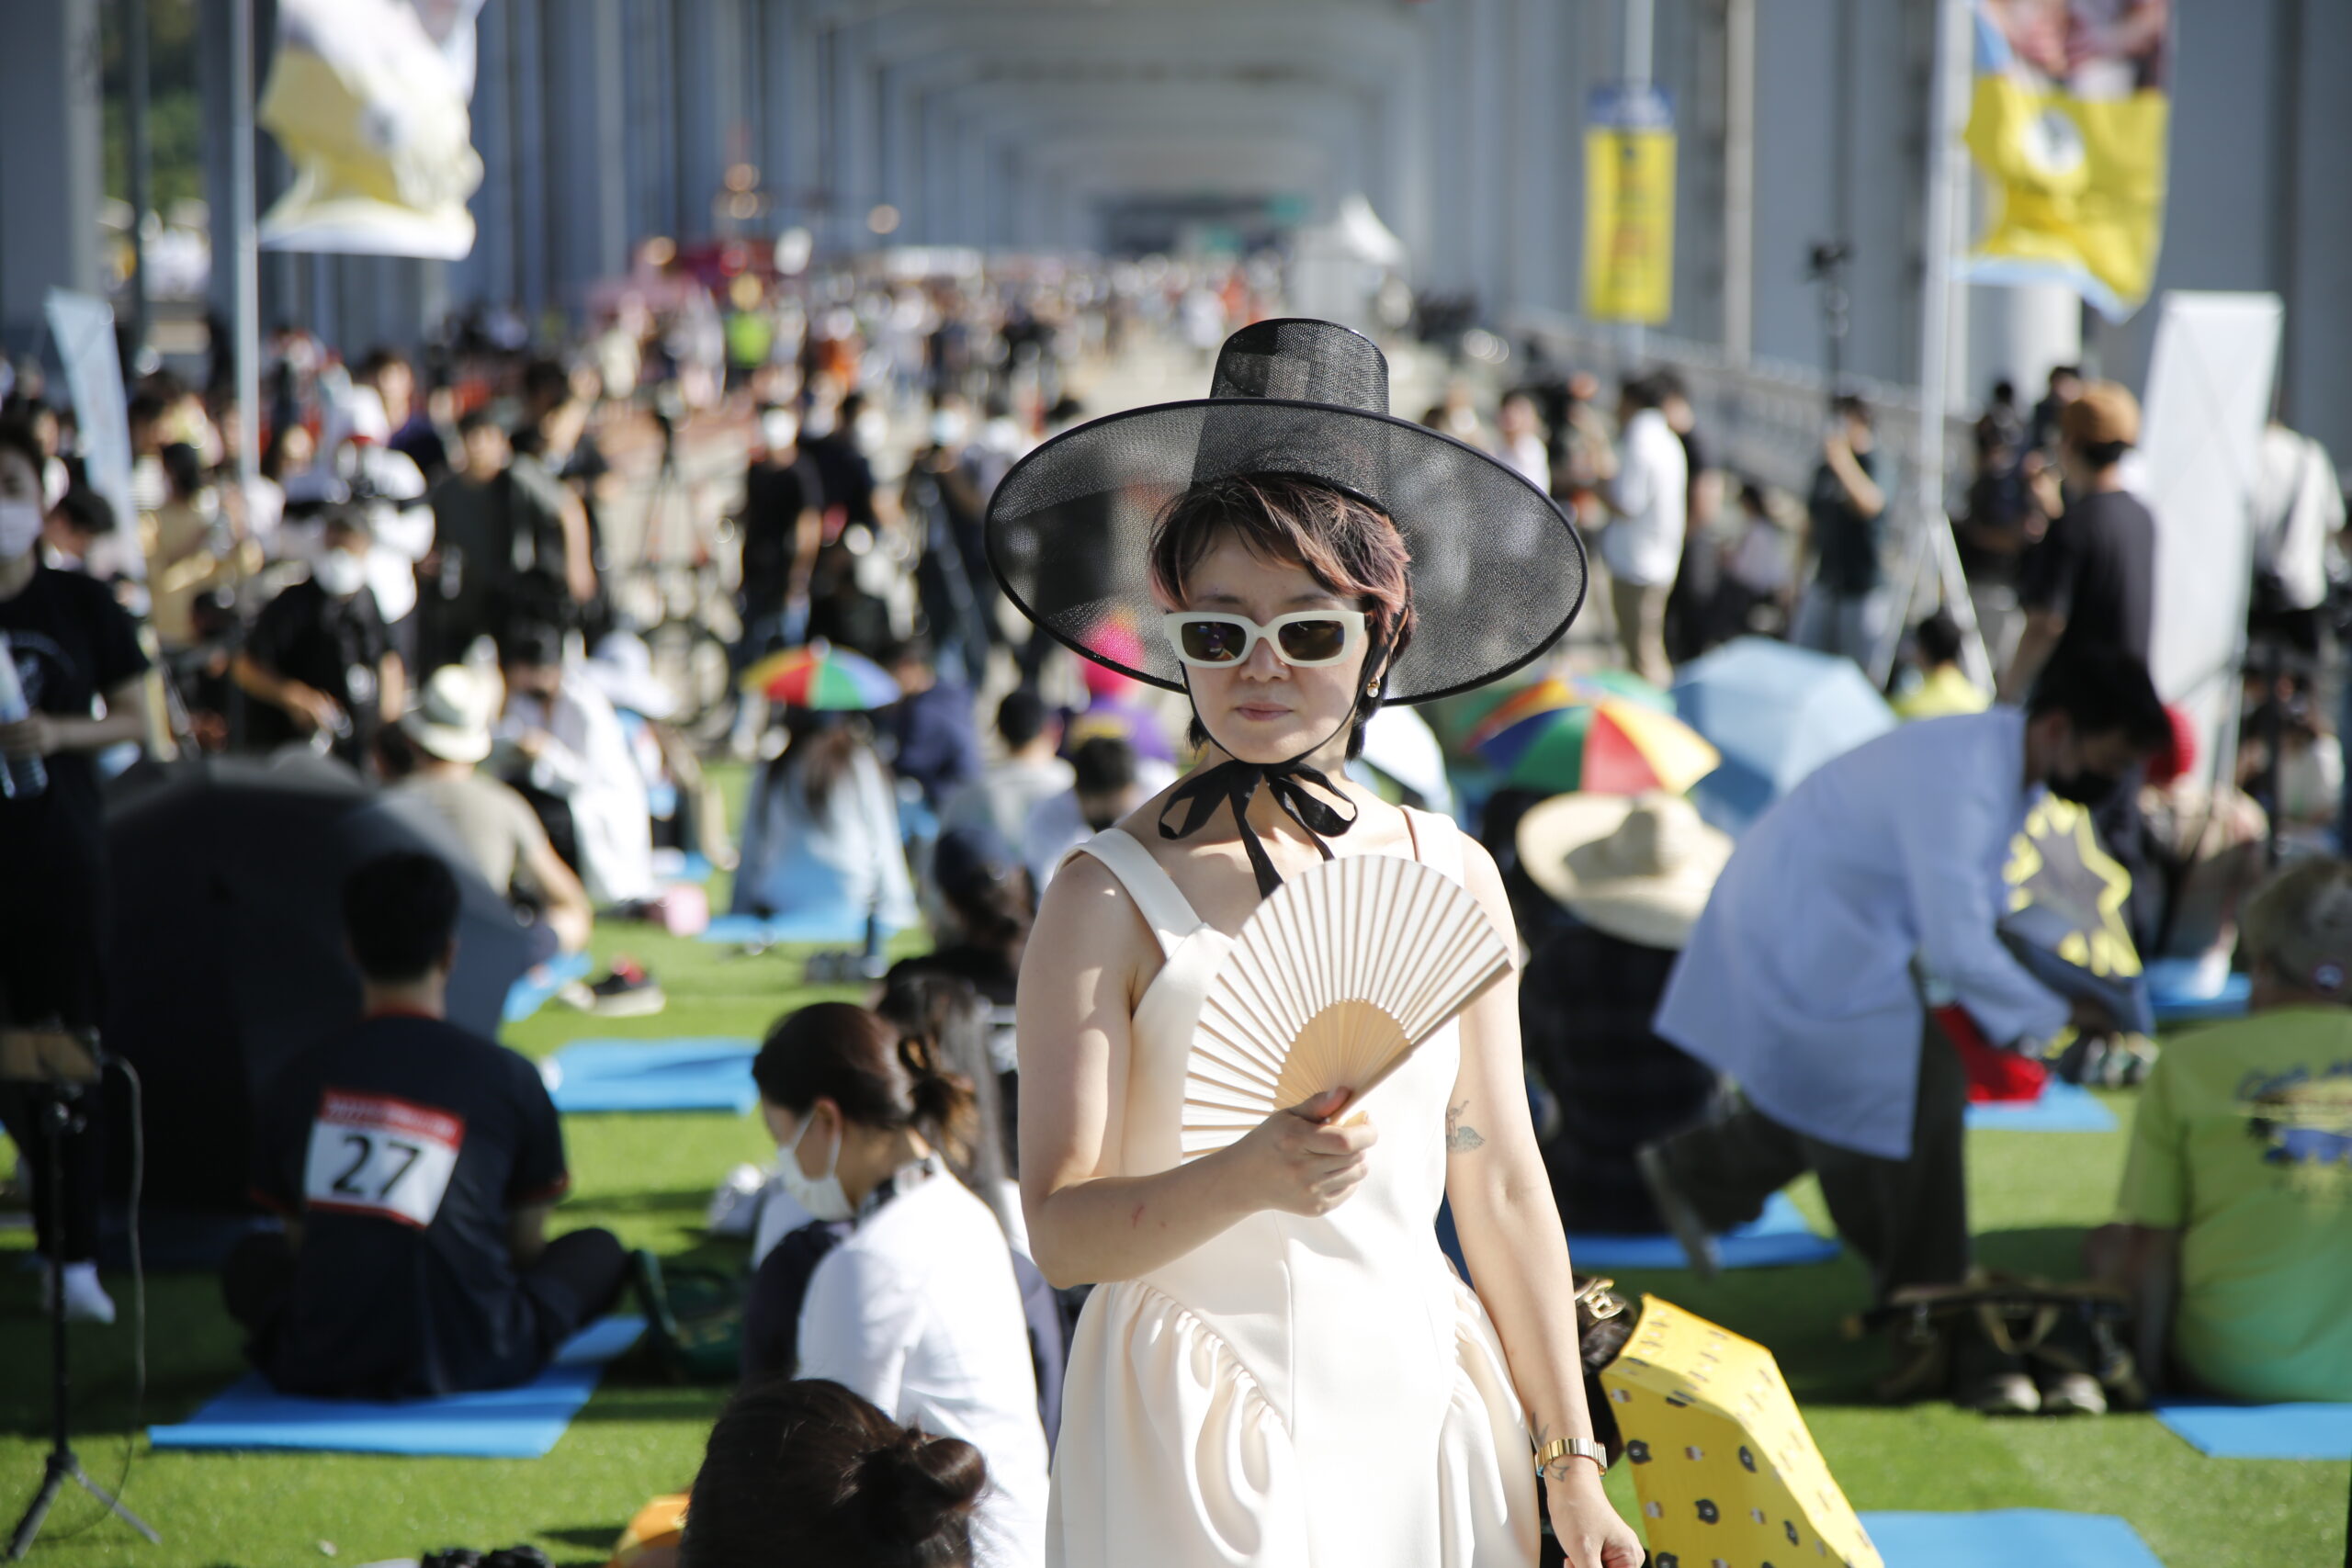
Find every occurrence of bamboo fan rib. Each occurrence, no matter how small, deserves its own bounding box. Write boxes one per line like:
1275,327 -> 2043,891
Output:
1181,854 -> 1514,1160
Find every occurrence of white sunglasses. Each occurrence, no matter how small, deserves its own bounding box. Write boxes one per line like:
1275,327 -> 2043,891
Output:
1160,609 -> 1367,669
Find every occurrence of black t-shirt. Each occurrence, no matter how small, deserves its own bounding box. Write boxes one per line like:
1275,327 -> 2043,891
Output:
251,1013 -> 571,1398
0,563 -> 148,872
804,434 -> 877,529
243,579 -> 391,760
739,455 -> 824,610
2018,487 -> 2154,666
1808,447 -> 1883,595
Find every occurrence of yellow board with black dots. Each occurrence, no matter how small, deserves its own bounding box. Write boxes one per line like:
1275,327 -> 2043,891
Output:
1600,1295 -> 1882,1568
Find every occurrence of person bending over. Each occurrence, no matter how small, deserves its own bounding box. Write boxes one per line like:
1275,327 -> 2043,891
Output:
225,852 -> 627,1398
682,1378 -> 987,1568
2092,856 -> 2352,1404
1640,647 -> 2169,1325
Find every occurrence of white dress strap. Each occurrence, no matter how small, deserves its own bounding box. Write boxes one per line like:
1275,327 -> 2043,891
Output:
1059,829 -> 1202,958
1401,806 -> 1466,885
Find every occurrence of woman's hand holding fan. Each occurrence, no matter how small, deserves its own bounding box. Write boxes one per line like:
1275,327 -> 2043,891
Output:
1221,1088 -> 1382,1216
1182,853 -> 1515,1165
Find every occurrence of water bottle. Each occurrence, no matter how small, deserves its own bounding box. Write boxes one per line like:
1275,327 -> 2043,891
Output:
0,635 -> 47,800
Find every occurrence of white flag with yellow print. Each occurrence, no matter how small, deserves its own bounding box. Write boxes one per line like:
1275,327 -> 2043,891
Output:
258,0 -> 487,259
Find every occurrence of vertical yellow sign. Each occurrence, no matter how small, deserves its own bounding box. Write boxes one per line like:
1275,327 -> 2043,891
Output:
1583,85 -> 1676,325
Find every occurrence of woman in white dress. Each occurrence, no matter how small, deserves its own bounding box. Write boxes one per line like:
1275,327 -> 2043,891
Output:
989,320 -> 1642,1568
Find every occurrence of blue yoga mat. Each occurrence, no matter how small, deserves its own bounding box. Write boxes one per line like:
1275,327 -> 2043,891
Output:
543,1039 -> 760,1113
703,908 -> 876,945
2156,1399 -> 2352,1459
1964,1079 -> 2118,1133
1860,1510 -> 2163,1567
148,1315 -> 645,1459
501,953 -> 593,1024
1565,1190 -> 1839,1270
2150,969 -> 2252,1024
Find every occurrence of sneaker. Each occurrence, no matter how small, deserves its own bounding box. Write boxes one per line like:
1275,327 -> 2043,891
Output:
2035,1367 -> 2108,1416
1960,1367 -> 2041,1416
39,1261 -> 117,1325
586,960 -> 666,1017
1634,1143 -> 1721,1281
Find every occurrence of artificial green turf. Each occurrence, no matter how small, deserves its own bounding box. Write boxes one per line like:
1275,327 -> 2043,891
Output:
2,881 -> 2345,1562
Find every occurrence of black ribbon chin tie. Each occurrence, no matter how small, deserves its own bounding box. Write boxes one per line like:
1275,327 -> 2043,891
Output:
1158,756 -> 1360,897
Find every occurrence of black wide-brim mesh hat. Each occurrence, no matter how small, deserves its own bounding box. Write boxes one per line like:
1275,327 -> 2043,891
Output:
984,318 -> 1587,705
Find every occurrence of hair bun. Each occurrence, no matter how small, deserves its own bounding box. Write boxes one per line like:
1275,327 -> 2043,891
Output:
853,1427 -> 987,1544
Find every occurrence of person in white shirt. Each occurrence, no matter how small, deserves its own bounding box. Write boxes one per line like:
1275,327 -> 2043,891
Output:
1599,376 -> 1688,687
752,1002 -> 1049,1568
492,624 -> 656,906
939,688 -> 1072,848
282,386 -> 434,657
1493,390 -> 1552,496
1020,734 -> 1170,896
1638,648 -> 2170,1309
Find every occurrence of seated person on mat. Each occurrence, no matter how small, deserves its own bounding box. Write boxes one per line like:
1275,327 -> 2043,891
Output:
1513,791 -> 1726,1235
2091,855 -> 2352,1404
682,1378 -> 988,1568
225,852 -> 628,1398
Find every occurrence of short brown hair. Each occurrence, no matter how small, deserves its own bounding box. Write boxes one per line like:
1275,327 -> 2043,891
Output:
1147,473 -> 1414,750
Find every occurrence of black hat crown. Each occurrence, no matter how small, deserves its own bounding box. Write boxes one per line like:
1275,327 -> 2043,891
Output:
1199,319 -> 1392,510
1209,319 -> 1391,414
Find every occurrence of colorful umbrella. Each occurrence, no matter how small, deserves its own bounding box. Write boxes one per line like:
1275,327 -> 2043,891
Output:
738,643 -> 901,710
1465,672 -> 1674,771
1495,697 -> 1721,795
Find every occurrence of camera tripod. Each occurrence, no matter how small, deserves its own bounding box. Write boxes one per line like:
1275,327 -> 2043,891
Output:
5,1039 -> 158,1558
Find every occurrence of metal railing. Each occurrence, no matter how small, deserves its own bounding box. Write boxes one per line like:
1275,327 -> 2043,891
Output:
1507,306 -> 1973,504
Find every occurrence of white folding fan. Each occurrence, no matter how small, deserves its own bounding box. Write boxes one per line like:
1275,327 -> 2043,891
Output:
1180,853 -> 1515,1160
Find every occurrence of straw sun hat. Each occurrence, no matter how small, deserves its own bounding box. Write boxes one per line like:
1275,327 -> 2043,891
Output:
1515,790 -> 1733,951
402,664 -> 497,764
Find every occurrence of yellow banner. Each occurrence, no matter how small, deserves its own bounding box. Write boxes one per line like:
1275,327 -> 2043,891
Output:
1583,126 -> 1676,325
1962,0 -> 2169,319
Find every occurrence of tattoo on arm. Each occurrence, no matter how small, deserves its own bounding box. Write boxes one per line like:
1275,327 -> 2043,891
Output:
1445,1099 -> 1486,1153
1529,1422 -> 1589,1484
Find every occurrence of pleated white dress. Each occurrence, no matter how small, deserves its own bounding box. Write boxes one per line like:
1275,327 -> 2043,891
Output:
1046,812 -> 1540,1568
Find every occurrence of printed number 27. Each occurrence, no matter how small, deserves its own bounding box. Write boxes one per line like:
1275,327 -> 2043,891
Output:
331,1133 -> 423,1200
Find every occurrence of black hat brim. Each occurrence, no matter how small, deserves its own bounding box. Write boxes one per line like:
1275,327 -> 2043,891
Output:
983,397 -> 1588,705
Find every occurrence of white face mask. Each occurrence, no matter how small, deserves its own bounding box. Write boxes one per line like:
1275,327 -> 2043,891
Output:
313,548 -> 368,599
776,1110 -> 854,1222
0,500 -> 42,560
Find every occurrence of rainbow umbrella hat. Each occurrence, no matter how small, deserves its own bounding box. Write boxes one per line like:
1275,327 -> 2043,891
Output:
739,643 -> 902,710
1471,675 -> 1719,796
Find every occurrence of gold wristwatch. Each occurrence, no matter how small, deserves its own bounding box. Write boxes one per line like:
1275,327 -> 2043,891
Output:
1532,1435 -> 1607,1477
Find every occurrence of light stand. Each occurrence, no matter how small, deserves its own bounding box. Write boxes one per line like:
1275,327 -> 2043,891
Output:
1806,240 -> 1852,406
4,1033 -> 158,1559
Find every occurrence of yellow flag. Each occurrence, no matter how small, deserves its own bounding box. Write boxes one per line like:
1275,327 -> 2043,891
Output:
1583,85 -> 1676,325
1961,0 -> 2170,319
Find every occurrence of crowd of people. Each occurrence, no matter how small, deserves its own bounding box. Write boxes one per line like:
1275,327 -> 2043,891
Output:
6,268 -> 2352,1567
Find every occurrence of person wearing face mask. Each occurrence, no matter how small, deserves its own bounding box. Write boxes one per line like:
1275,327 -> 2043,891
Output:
0,418 -> 152,1325
232,506 -> 404,768
1638,646 -> 2172,1330
747,1001 -> 1050,1568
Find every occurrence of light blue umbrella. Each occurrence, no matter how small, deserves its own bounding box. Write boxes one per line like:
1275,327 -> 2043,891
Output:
1670,637 -> 1895,835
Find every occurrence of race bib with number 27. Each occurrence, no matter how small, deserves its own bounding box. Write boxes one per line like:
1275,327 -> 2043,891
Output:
303,1089 -> 466,1230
